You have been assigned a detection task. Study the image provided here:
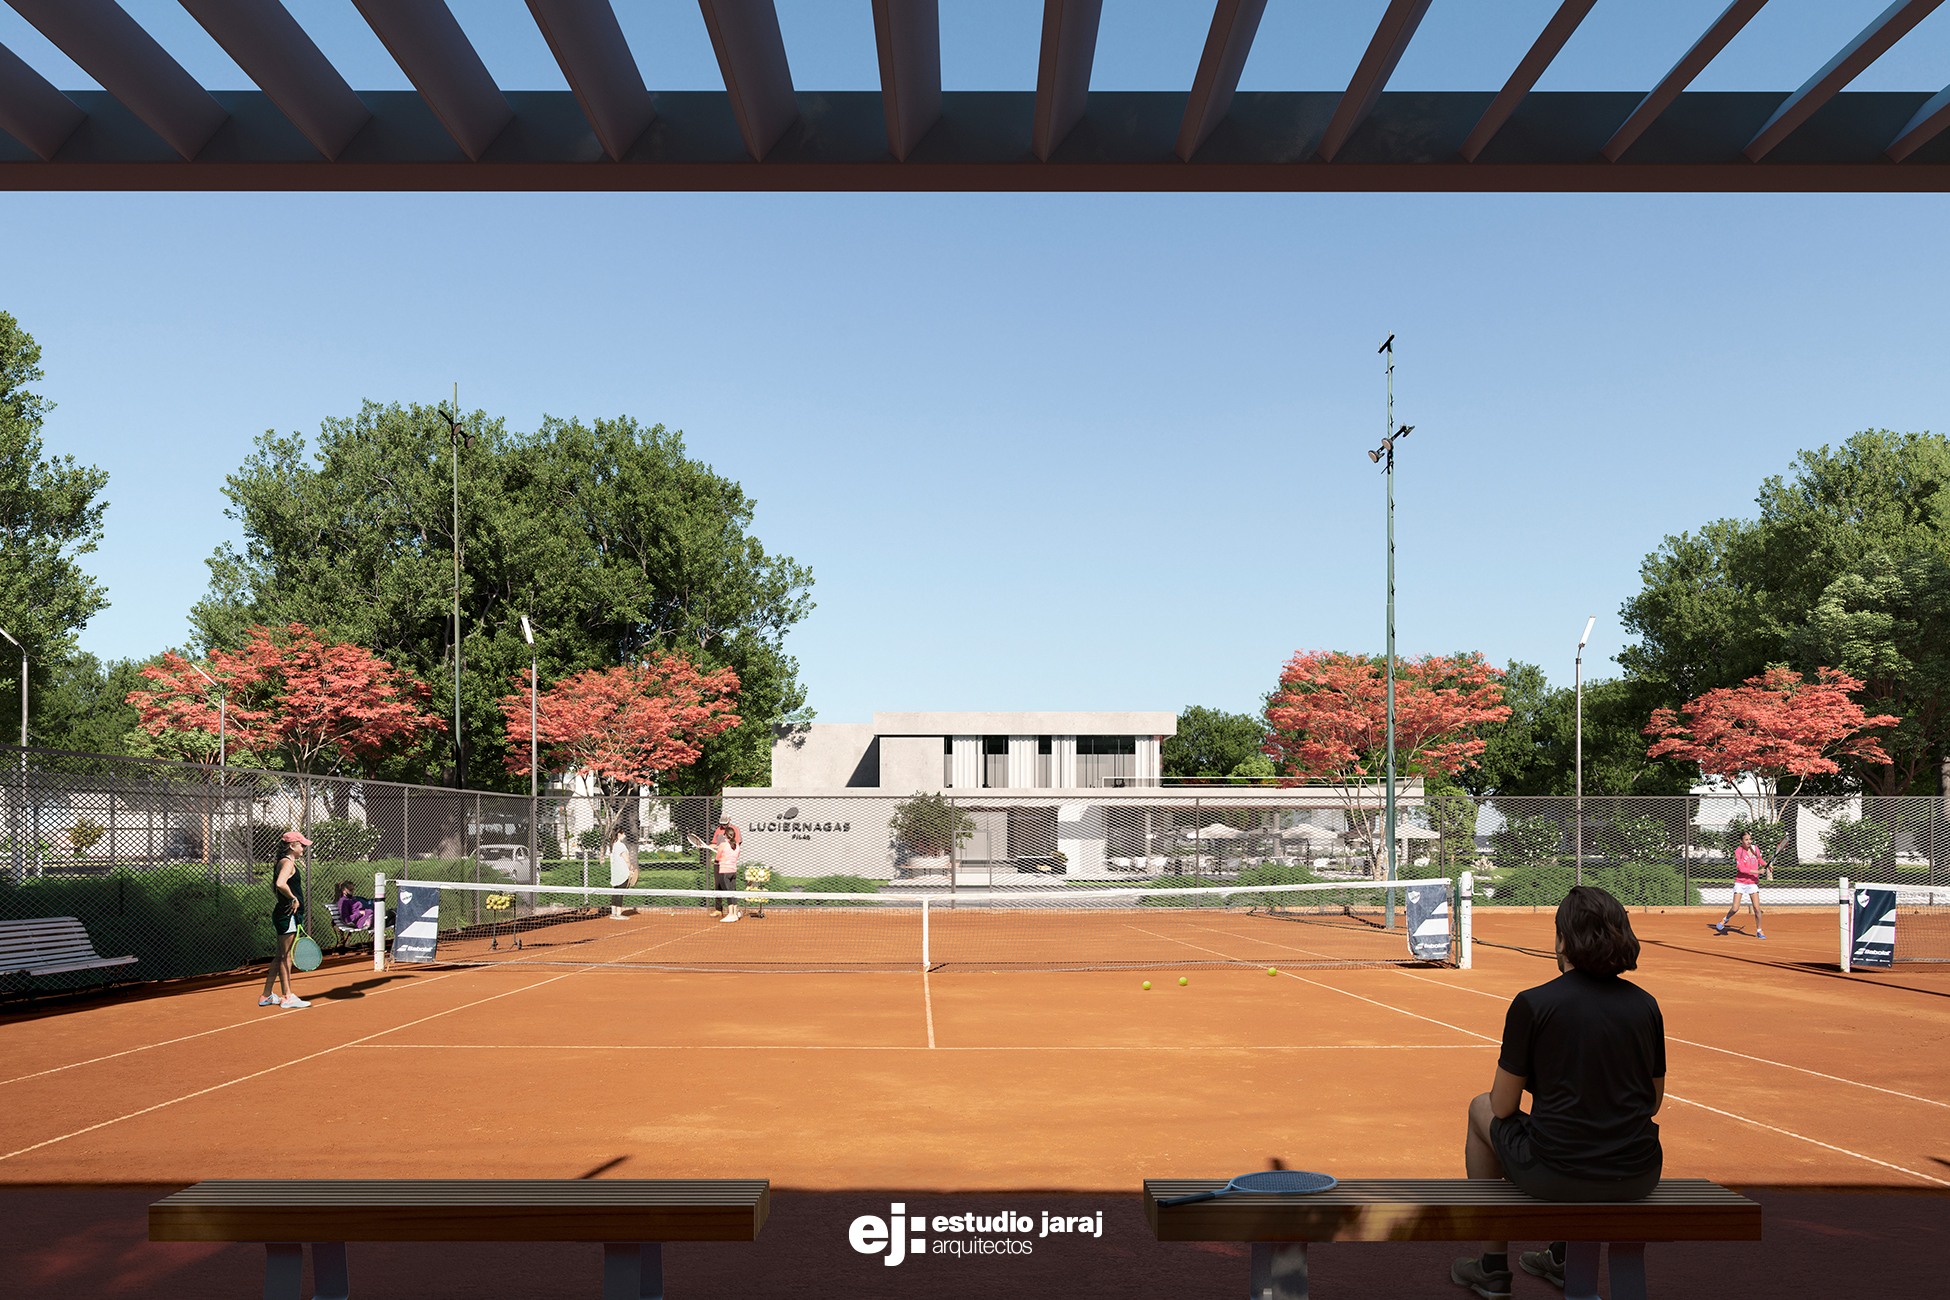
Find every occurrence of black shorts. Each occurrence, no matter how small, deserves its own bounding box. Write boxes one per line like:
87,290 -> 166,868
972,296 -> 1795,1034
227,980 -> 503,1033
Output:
1491,1112 -> 1660,1202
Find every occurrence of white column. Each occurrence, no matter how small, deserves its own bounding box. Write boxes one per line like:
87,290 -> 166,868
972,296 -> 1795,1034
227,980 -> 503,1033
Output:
1007,735 -> 1035,789
950,736 -> 980,789
1052,735 -> 1078,789
1135,735 -> 1161,784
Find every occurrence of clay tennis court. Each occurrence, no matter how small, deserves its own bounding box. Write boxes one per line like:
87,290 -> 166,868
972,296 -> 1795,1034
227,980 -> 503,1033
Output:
4,906 -> 1946,1297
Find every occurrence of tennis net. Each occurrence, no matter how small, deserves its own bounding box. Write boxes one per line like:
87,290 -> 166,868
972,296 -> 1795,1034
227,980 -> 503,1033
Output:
1842,880 -> 1950,968
379,875 -> 1463,973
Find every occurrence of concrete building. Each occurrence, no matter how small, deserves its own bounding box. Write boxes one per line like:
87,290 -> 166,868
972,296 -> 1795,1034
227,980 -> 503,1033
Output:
722,711 -> 1421,883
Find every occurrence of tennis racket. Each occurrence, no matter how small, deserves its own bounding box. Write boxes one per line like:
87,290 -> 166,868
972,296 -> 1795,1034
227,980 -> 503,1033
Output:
292,923 -> 323,972
1158,1170 -> 1337,1206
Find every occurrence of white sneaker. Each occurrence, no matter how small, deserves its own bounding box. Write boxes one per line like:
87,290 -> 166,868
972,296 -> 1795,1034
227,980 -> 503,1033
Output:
720,911 -> 740,923
258,995 -> 279,1007
279,996 -> 310,1009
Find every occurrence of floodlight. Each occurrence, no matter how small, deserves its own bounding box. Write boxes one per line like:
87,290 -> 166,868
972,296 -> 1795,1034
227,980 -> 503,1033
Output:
520,615 -> 534,646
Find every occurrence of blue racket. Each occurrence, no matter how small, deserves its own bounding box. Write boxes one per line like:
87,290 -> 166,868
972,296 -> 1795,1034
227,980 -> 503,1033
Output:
1158,1171 -> 1337,1206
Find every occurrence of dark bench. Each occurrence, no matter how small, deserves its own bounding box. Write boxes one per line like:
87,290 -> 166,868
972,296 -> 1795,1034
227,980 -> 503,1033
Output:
1144,1177 -> 1760,1300
150,1179 -> 770,1300
0,916 -> 137,979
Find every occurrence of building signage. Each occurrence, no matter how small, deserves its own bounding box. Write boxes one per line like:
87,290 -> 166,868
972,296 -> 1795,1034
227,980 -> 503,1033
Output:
747,806 -> 852,841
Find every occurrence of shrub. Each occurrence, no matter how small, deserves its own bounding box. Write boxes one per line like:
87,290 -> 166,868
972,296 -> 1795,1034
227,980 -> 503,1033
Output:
1822,815 -> 1895,872
310,817 -> 382,863
1491,860 -> 1699,908
788,874 -> 882,905
888,792 -> 975,857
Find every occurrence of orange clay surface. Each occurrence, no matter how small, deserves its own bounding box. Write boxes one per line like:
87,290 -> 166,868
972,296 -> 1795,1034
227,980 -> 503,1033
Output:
1,907 -> 1945,1192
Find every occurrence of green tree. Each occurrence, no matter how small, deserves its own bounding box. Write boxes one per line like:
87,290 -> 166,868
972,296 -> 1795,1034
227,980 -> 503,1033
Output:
32,652 -> 147,754
191,403 -> 812,792
1455,663 -> 1690,797
1162,705 -> 1266,780
1621,431 -> 1950,794
0,311 -> 110,735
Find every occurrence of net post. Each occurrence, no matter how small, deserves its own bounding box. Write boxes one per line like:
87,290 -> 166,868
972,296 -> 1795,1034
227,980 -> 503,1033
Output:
372,872 -> 387,971
1839,876 -> 1851,974
1458,870 -> 1473,970
921,897 -> 930,970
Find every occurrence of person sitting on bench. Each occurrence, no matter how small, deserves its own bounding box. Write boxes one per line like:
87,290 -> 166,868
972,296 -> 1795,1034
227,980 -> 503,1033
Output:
1451,885 -> 1667,1299
331,880 -> 375,932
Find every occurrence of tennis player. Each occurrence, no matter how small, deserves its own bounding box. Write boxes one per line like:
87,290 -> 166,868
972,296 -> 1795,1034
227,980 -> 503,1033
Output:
607,826 -> 637,919
1451,886 -> 1665,1299
1713,829 -> 1767,939
711,820 -> 742,922
258,831 -> 312,1009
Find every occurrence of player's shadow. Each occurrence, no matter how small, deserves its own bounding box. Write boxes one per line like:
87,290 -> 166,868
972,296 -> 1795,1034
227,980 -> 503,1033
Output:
321,976 -> 414,999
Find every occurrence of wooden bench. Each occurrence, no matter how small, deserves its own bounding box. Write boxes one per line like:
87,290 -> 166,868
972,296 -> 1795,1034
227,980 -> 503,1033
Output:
150,1179 -> 770,1300
1144,1177 -> 1760,1300
0,916 -> 137,978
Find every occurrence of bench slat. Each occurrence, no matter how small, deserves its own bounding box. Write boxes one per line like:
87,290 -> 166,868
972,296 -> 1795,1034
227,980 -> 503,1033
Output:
0,917 -> 136,977
1143,1179 -> 1760,1243
150,1180 -> 771,1243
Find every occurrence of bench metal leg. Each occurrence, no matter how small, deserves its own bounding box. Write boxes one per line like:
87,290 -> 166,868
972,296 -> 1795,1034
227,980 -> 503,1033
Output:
602,1242 -> 663,1300
1564,1242 -> 1601,1300
1608,1242 -> 1647,1300
263,1244 -> 303,1300
1248,1241 -> 1309,1300
312,1242 -> 350,1300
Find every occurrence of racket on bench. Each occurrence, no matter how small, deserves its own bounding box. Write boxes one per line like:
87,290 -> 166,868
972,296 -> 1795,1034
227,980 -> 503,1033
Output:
1158,1171 -> 1338,1206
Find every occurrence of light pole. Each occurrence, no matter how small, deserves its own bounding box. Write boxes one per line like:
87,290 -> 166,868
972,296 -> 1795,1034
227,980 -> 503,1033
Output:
436,395 -> 474,788
0,626 -> 24,747
189,661 -> 227,768
0,627 -> 22,884
1368,337 -> 1414,929
1575,615 -> 1595,886
520,614 -> 539,881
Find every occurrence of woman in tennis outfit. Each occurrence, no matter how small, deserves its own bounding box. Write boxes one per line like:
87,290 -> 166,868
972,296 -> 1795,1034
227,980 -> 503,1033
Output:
608,826 -> 636,919
1451,886 -> 1665,1299
711,821 -> 742,922
258,830 -> 312,1009
1714,829 -> 1767,938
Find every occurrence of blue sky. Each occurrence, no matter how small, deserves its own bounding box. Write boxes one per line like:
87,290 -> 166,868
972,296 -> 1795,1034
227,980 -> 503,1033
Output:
4,1 -> 1947,723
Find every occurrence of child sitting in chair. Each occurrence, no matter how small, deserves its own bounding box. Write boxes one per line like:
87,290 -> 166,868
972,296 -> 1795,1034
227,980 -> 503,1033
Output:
331,880 -> 376,931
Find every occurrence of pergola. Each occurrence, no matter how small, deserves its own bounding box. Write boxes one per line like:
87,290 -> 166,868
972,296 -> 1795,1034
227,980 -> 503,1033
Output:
2,0 -> 1948,190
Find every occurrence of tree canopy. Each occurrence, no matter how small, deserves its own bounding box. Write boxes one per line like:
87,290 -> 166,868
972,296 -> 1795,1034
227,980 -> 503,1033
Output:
0,311 -> 110,735
1160,704 -> 1267,781
1620,430 -> 1950,794
192,403 -> 812,792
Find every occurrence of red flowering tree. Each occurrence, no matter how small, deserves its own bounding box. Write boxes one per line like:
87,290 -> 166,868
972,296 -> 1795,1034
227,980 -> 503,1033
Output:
1263,651 -> 1511,877
499,651 -> 741,840
130,624 -> 444,813
1643,666 -> 1898,825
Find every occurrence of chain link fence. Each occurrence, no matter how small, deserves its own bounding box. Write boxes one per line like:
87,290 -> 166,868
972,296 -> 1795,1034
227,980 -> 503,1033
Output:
7,743 -> 1948,992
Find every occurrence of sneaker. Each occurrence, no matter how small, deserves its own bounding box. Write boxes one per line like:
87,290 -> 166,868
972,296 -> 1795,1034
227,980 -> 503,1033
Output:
1450,1257 -> 1513,1299
1713,921 -> 1728,934
1755,931 -> 1766,939
1519,1245 -> 1565,1289
279,996 -> 310,1009
720,911 -> 740,923
258,994 -> 280,1007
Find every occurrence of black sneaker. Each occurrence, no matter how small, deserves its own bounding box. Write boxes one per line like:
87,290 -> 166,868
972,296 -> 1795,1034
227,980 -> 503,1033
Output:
1451,1257 -> 1513,1299
1520,1243 -> 1566,1289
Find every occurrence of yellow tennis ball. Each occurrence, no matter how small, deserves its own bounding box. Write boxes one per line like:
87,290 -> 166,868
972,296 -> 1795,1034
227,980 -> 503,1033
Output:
1268,967 -> 1278,976
1178,976 -> 1188,986
1142,980 -> 1151,990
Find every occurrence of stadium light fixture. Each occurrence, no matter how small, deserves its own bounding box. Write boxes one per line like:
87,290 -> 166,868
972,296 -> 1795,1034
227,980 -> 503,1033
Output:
436,392 -> 474,788
520,614 -> 539,876
1373,340 -> 1415,928
1575,615 -> 1596,886
0,626 -> 22,748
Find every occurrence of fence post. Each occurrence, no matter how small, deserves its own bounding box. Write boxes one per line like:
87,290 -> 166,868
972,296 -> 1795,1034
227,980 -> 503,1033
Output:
1839,877 -> 1852,973
1459,870 -> 1473,970
921,896 -> 930,970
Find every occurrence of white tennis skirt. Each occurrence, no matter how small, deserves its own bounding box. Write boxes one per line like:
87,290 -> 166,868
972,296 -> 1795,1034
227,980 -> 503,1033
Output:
1732,881 -> 1760,896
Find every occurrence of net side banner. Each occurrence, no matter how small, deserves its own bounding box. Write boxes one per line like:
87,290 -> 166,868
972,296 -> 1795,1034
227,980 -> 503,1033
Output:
392,884 -> 441,963
1851,888 -> 1896,969
1404,881 -> 1452,961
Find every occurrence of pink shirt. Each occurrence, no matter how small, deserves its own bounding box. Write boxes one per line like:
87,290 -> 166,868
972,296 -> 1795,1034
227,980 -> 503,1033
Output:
712,831 -> 741,872
1735,846 -> 1764,884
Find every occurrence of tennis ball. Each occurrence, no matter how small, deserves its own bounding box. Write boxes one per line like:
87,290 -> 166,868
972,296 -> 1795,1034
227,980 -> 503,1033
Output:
1178,976 -> 1189,986
1142,980 -> 1151,990
1268,967 -> 1278,976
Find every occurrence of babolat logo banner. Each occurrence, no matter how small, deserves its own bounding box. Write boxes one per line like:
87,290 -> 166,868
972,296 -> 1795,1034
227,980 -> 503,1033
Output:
1405,882 -> 1452,961
1852,888 -> 1897,968
848,1201 -> 1103,1265
391,886 -> 440,963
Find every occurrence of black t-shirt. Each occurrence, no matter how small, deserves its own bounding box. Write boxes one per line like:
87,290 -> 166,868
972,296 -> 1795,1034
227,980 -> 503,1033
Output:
1498,969 -> 1666,1179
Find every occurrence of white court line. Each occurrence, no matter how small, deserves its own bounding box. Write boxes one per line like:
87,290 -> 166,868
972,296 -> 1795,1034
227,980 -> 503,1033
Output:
922,969 -> 936,1049
0,921 -> 709,1163
1660,1093 -> 1950,1188
349,1042 -> 1487,1051
1130,924 -> 1950,1189
1392,969 -> 1950,1111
